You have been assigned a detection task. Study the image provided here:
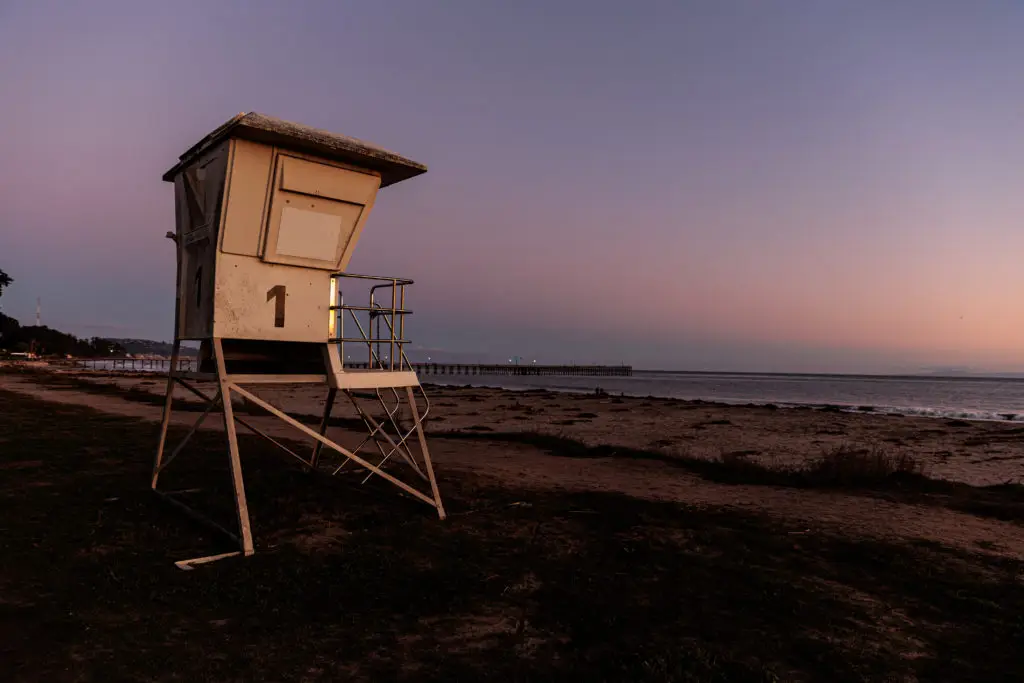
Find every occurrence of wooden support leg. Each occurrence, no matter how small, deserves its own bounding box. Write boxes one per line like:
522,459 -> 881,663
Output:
213,338 -> 255,556
310,388 -> 337,469
406,386 -> 446,520
152,339 -> 181,489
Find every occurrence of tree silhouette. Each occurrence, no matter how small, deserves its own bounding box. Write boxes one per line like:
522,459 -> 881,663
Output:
0,268 -> 11,298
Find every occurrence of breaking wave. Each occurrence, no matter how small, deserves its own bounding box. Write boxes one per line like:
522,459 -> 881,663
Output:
857,405 -> 1018,422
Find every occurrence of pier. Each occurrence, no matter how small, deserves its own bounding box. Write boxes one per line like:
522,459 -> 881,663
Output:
369,363 -> 632,377
61,358 -> 197,372
63,358 -> 632,377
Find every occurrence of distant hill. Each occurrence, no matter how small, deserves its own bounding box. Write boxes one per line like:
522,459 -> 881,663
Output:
107,338 -> 198,358
0,317 -> 201,359
0,313 -> 126,357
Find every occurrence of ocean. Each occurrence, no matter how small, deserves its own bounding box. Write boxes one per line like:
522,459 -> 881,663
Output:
425,370 -> 1024,422
72,360 -> 1024,422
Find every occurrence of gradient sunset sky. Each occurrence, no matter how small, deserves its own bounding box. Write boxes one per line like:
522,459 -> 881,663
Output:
2,1 -> 1024,373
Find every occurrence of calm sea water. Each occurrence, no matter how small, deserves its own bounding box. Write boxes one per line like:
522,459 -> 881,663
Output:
426,370 -> 1024,422
76,361 -> 1024,422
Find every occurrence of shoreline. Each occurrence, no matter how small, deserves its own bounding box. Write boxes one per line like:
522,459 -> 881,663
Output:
17,360 -> 1024,423
422,378 -> 1024,423
6,365 -> 1024,487
21,358 -> 1024,382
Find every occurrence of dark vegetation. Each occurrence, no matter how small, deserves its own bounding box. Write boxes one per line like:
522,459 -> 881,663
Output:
3,389 -> 1024,681
0,312 -> 126,357
0,272 -> 125,358
104,338 -> 196,357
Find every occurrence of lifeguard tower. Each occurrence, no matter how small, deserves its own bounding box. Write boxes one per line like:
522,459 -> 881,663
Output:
153,112 -> 444,567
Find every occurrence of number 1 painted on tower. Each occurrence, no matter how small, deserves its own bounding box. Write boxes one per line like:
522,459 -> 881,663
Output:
267,285 -> 286,327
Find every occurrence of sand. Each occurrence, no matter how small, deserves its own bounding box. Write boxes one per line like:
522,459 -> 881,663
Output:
2,368 -> 1024,560
16,367 -> 1024,485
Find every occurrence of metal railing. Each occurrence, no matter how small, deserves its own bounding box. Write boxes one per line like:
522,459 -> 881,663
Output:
325,272 -> 431,484
328,272 -> 414,372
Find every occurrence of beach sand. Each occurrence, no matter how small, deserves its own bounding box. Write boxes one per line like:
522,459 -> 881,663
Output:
12,367 -> 1024,487
2,366 -> 1023,556
3,365 -> 1024,680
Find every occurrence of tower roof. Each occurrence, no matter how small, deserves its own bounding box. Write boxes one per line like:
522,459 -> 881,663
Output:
162,112 -> 427,187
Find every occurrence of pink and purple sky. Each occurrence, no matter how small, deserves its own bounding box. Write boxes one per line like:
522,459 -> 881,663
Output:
2,1 -> 1024,373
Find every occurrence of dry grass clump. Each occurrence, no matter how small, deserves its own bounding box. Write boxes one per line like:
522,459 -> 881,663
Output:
802,445 -> 926,487
714,444 -> 927,488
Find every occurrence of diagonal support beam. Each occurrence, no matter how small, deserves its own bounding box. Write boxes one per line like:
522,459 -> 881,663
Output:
174,377 -> 312,468
234,417 -> 312,469
229,384 -> 438,508
154,389 -> 223,479
153,489 -> 241,546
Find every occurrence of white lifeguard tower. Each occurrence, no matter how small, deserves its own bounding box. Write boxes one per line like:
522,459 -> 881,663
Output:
152,112 -> 444,567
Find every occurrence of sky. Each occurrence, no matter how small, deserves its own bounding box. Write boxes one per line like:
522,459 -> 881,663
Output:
2,0 -> 1024,373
